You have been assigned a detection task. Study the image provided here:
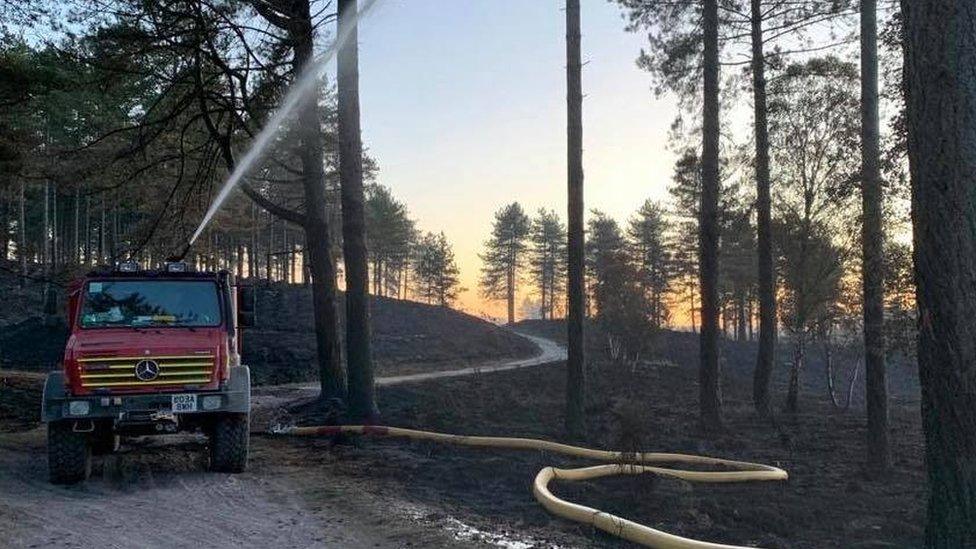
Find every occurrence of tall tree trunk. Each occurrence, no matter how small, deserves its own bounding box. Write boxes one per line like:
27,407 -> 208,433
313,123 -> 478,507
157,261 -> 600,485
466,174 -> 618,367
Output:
338,0 -> 378,419
750,0 -> 776,418
699,0 -> 722,430
565,0 -> 586,441
52,188 -> 58,267
737,294 -> 747,342
249,203 -> 257,278
540,272 -> 547,321
293,0 -> 345,401
43,182 -> 56,316
43,181 -> 50,268
111,196 -> 118,261
73,185 -> 80,264
507,266 -> 515,324
18,180 -> 26,287
748,295 -> 756,341
902,0 -> 976,542
99,197 -> 106,264
860,0 -> 889,474
785,335 -> 804,414
237,243 -> 245,279
84,193 -> 91,265
267,214 -> 274,281
1,186 -> 9,260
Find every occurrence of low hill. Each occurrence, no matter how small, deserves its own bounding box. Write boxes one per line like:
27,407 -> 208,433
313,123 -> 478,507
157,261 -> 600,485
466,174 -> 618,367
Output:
0,274 -> 536,385
243,284 -> 536,384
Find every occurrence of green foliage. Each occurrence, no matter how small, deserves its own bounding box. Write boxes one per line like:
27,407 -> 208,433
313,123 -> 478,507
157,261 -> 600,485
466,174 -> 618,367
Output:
884,240 -> 915,358
626,199 -> 672,327
365,184 -> 416,297
775,213 -> 846,338
769,56 -> 861,219
479,202 -> 530,315
414,231 -> 461,307
586,210 -> 626,314
527,208 -> 566,319
593,249 -> 656,366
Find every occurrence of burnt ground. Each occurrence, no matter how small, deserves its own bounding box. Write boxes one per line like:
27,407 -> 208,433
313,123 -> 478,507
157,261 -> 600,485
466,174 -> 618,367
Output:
244,285 -> 536,384
0,371 -> 44,433
0,318 -> 926,548
272,323 -> 925,548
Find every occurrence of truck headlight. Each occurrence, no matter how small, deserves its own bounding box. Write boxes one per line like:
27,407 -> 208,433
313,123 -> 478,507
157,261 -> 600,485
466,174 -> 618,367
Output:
202,396 -> 222,411
68,401 -> 90,416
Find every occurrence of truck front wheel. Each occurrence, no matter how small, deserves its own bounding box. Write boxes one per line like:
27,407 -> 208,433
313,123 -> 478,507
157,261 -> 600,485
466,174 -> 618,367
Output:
48,422 -> 91,484
208,413 -> 249,473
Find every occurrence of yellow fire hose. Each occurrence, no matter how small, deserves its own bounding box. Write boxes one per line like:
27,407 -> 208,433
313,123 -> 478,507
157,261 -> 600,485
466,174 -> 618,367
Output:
278,424 -> 788,549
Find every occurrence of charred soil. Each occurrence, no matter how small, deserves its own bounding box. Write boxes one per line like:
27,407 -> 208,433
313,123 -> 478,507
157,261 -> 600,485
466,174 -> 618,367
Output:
277,326 -> 924,548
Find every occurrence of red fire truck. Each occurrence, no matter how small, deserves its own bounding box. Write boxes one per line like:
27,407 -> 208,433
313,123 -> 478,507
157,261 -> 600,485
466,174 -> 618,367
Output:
41,261 -> 253,483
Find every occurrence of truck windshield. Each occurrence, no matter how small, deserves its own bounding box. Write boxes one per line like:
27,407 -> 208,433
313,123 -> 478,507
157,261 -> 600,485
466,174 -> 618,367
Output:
80,280 -> 222,328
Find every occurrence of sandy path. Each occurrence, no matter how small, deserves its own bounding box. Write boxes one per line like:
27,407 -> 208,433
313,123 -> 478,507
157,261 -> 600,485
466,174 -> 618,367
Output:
0,430 -> 443,549
295,332 -> 566,390
0,333 -> 565,549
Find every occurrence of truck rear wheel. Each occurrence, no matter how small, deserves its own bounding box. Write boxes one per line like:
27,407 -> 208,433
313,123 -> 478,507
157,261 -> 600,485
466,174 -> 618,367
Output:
209,413 -> 249,473
48,422 -> 91,484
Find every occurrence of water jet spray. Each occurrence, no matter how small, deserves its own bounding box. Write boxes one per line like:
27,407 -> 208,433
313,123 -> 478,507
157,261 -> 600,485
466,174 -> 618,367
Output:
180,0 -> 381,259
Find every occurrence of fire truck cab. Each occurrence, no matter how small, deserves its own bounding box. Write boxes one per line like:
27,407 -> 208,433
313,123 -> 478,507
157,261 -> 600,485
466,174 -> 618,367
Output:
41,261 -> 253,484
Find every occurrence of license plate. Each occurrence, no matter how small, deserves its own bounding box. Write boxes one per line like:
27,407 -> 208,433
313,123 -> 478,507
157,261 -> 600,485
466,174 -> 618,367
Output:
171,394 -> 197,413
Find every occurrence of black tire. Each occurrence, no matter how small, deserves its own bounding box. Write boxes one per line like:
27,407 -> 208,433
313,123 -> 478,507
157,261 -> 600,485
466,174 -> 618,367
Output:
48,422 -> 91,485
209,413 -> 249,473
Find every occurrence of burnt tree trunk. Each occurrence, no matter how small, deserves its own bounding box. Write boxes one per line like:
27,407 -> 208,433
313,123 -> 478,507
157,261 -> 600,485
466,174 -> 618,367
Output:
84,192 -> 90,265
699,0 -> 723,430
1,186 -> 9,260
338,0 -> 378,420
507,264 -> 515,324
565,0 -> 586,441
751,0 -> 777,418
266,214 -> 274,281
292,1 -> 345,401
98,198 -> 105,264
860,0 -> 890,474
18,180 -> 26,287
902,0 -> 976,542
73,185 -> 80,264
785,335 -> 804,414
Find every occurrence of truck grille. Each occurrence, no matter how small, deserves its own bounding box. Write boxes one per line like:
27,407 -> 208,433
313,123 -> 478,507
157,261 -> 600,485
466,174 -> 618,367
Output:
78,354 -> 216,389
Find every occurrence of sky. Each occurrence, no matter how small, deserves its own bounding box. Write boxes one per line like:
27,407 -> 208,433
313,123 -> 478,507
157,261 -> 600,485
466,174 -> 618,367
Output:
352,0 -> 681,319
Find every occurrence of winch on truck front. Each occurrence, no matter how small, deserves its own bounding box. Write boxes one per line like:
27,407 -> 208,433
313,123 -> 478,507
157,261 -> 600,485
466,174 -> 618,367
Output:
41,261 -> 255,484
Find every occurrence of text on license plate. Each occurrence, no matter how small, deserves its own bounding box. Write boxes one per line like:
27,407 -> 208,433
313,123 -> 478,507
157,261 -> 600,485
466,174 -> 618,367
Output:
171,394 -> 197,413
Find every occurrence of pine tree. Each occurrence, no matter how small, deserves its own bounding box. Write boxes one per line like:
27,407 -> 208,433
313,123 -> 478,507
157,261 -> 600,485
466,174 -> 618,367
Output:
902,0 -> 976,541
365,184 -> 416,297
527,208 -> 567,320
859,0 -> 889,474
415,231 -> 461,307
479,202 -> 530,324
586,210 -> 626,315
626,199 -> 672,327
565,0 -> 586,441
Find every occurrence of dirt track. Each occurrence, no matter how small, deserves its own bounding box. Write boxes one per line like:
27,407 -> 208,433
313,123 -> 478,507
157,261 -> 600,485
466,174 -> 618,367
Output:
292,333 -> 565,390
0,332 -> 562,549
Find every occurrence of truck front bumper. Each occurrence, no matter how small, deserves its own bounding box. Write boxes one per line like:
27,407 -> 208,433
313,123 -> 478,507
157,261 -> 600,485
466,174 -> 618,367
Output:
42,366 -> 250,423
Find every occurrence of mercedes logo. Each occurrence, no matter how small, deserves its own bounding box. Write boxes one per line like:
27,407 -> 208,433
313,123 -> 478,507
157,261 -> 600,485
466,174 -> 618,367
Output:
134,359 -> 160,381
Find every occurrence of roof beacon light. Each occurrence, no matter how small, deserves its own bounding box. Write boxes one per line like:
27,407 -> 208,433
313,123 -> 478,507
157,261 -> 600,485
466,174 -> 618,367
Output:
117,260 -> 141,273
165,261 -> 188,273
